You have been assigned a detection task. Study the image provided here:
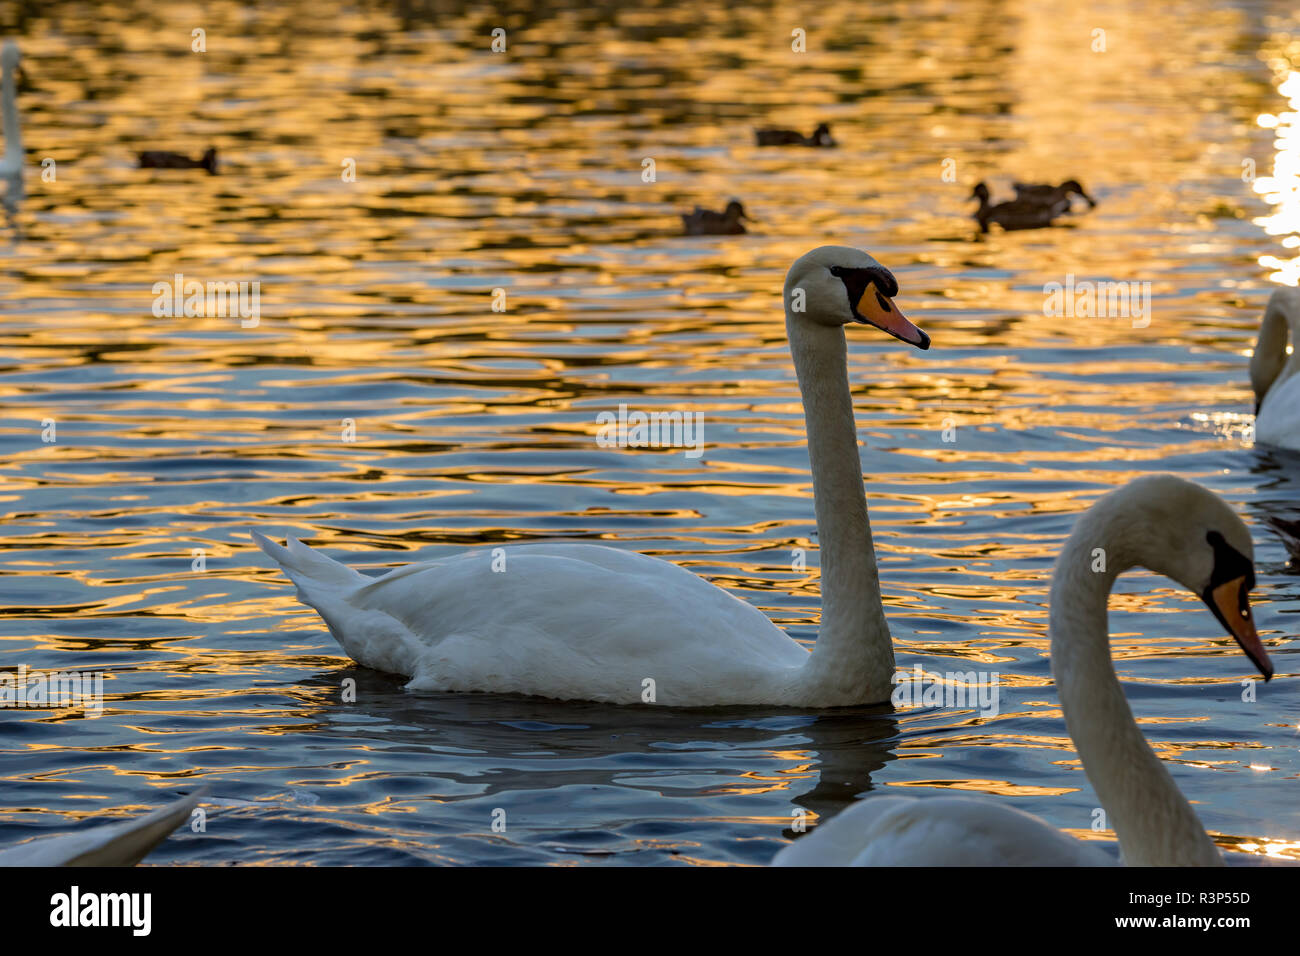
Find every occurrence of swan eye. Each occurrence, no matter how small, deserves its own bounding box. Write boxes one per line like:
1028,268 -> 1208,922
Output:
875,290 -> 893,312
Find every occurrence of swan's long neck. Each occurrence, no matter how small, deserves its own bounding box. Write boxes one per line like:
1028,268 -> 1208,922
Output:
1,58 -> 19,172
1049,510 -> 1222,866
786,316 -> 894,703
1252,293 -> 1298,410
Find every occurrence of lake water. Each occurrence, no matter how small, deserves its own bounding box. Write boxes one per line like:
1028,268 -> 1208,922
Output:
1,0 -> 1299,865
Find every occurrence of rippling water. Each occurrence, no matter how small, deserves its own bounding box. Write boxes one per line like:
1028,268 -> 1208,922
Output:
2,0 -> 1300,866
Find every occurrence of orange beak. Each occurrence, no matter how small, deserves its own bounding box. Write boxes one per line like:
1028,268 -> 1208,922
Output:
1205,576 -> 1272,680
852,284 -> 930,350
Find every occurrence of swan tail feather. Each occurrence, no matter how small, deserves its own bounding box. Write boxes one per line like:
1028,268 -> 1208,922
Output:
251,532 -> 365,592
0,789 -> 207,867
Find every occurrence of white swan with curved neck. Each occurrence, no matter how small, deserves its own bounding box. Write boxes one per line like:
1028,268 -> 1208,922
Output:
773,475 -> 1273,866
0,40 -> 22,203
254,246 -> 930,706
1251,287 -> 1300,450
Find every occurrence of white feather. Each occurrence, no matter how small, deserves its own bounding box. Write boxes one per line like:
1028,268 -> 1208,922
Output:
0,791 -> 204,867
772,796 -> 1112,866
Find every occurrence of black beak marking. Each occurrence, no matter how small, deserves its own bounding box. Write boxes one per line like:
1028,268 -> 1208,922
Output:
828,264 -> 900,322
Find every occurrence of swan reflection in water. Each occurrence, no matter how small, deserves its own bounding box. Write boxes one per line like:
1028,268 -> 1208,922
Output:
264,666 -> 901,863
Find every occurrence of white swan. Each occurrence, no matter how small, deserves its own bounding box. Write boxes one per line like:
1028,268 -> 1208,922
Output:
1252,286 -> 1300,450
773,475 -> 1273,866
0,791 -> 203,867
254,246 -> 930,706
0,40 -> 22,204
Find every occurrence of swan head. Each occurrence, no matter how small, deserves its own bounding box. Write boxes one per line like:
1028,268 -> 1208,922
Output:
1,40 -> 17,72
1107,475 -> 1271,679
783,246 -> 930,349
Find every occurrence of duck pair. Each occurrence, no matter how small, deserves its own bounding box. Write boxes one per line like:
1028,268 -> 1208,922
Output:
685,177 -> 1097,237
971,179 -> 1096,232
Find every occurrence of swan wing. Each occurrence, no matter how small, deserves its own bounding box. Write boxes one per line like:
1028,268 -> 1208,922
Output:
772,795 -> 1114,866
0,790 -> 204,867
254,537 -> 809,704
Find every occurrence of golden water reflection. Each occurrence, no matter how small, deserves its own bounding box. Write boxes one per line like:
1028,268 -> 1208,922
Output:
0,0 -> 1297,865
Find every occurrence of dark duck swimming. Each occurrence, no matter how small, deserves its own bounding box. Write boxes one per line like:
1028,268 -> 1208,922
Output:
755,123 -> 835,147
138,147 -> 218,174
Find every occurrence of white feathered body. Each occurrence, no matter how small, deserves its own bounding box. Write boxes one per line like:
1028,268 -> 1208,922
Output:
771,795 -> 1114,866
254,535 -> 814,705
1256,368 -> 1300,451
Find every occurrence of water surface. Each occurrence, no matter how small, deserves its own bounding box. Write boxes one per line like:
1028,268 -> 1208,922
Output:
1,0 -> 1299,865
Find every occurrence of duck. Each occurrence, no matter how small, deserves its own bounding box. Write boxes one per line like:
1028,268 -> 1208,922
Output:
970,182 -> 1060,233
755,123 -> 836,147
0,790 -> 204,866
138,146 -> 218,175
1012,178 -> 1097,215
681,199 -> 749,235
0,40 -> 23,204
1250,287 -> 1300,450
772,475 -> 1273,866
254,245 -> 931,707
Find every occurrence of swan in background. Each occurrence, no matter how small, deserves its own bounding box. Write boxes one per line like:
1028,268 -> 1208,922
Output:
255,245 -> 931,706
0,39 -> 23,209
681,199 -> 750,235
773,476 -> 1273,866
0,790 -> 204,866
1251,287 -> 1300,450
